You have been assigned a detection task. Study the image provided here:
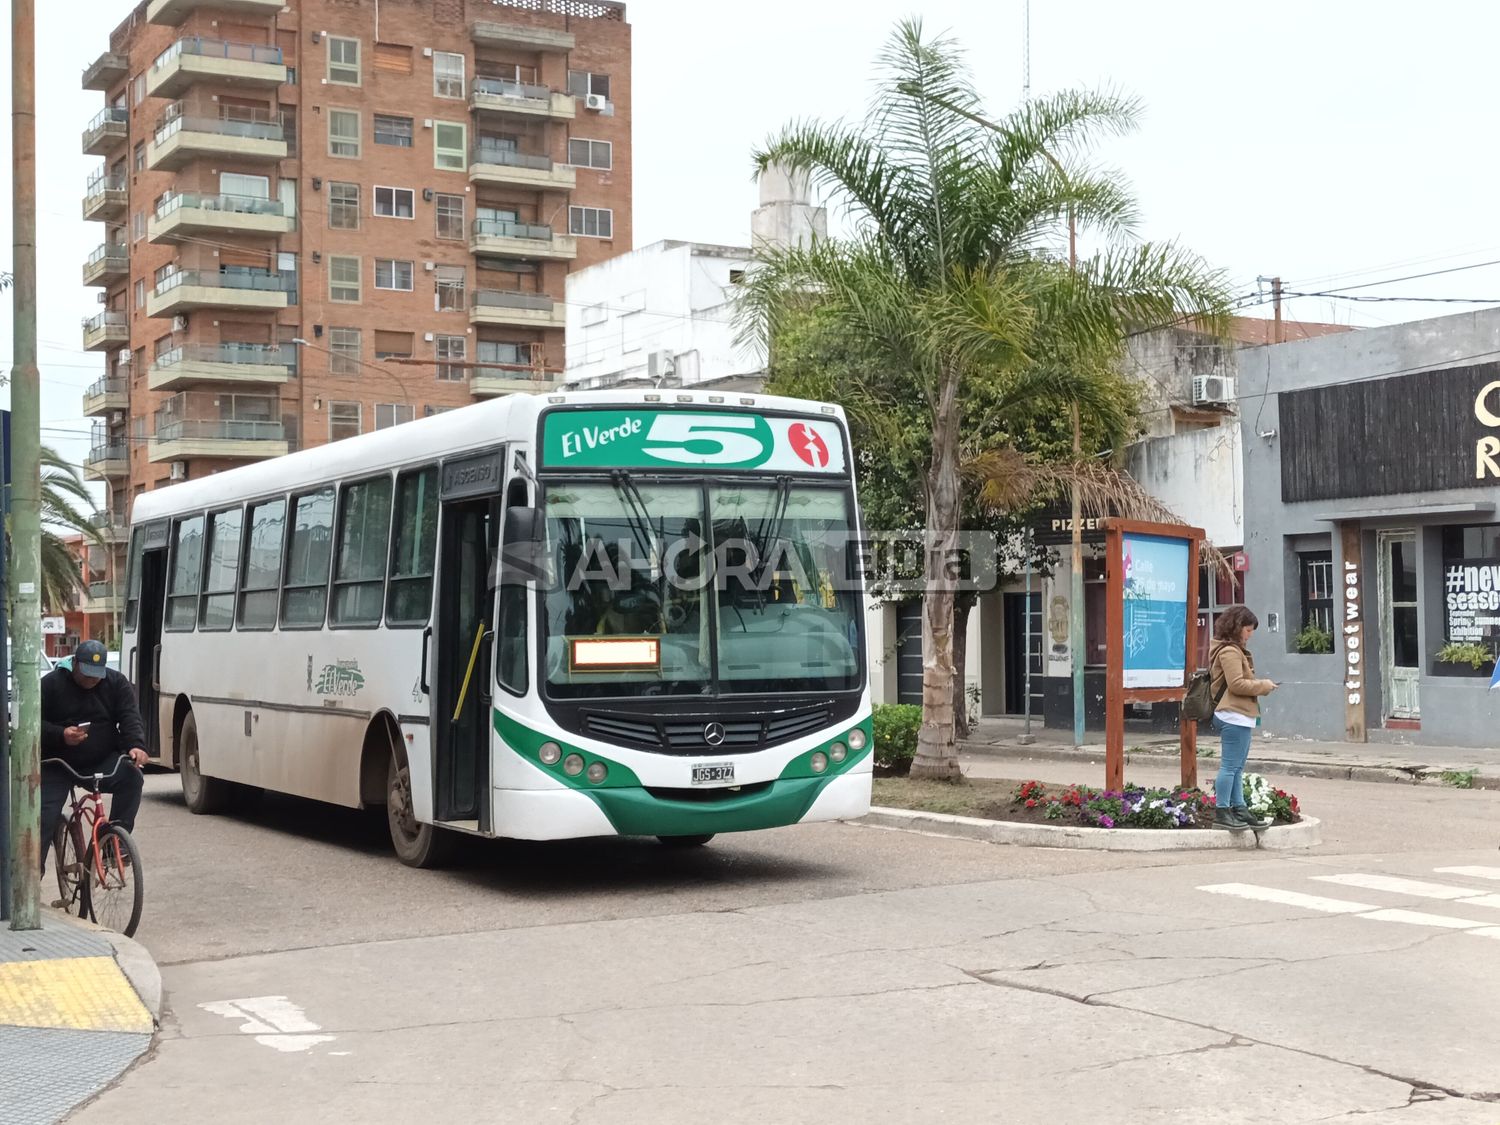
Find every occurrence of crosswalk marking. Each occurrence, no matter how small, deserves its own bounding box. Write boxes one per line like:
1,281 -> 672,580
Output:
1434,866 -> 1500,881
1357,908 -> 1483,929
1312,873 -> 1500,907
1470,927 -> 1500,940
1198,884 -> 1375,914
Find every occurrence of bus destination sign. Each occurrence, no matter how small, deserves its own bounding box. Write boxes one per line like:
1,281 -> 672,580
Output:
541,409 -> 847,474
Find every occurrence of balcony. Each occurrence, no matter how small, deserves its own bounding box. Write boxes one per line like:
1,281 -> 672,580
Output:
147,269 -> 291,318
471,366 -> 564,397
148,38 -> 286,99
87,582 -> 125,617
90,512 -> 131,546
469,77 -> 575,121
82,106 -> 129,156
470,20 -> 576,52
150,192 -> 295,243
82,311 -> 129,352
83,243 -> 129,287
83,376 -> 129,417
83,172 -> 128,222
151,393 -> 288,462
149,343 -> 296,391
469,290 -> 566,330
469,143 -> 576,192
84,443 -> 129,481
83,51 -> 129,92
148,0 -> 284,25
147,108 -> 286,172
469,218 -> 577,261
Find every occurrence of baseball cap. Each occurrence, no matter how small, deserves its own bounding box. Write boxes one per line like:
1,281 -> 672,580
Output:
74,640 -> 109,680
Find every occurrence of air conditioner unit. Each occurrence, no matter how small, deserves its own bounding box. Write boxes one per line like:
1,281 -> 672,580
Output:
647,350 -> 676,382
109,411 -> 125,425
116,349 -> 132,364
423,118 -> 434,129
423,332 -> 434,342
585,93 -> 608,112
169,461 -> 187,481
423,261 -> 435,272
422,47 -> 433,58
1191,373 -> 1235,406
171,315 -> 188,332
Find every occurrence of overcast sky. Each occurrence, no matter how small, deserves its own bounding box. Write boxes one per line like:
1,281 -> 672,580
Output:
5,0 -> 1500,477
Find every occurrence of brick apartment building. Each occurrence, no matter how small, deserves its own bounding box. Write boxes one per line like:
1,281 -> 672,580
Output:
79,0 -> 632,582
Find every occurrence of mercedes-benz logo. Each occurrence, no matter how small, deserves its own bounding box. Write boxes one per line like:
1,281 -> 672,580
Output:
703,722 -> 726,747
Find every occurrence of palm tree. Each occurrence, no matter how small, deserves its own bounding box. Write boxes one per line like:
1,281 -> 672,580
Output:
740,20 -> 1232,779
39,447 -> 104,614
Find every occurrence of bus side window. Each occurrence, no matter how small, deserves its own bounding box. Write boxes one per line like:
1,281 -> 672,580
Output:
331,474 -> 394,627
166,515 -> 205,632
496,478 -> 530,695
282,487 -> 336,628
387,466 -> 438,627
239,497 -> 286,630
200,506 -> 243,631
124,529 -> 144,631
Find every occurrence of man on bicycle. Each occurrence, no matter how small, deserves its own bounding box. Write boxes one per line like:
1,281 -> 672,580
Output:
40,640 -> 148,871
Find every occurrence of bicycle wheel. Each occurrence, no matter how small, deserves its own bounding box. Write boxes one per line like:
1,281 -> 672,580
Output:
52,816 -> 88,918
83,824 -> 143,938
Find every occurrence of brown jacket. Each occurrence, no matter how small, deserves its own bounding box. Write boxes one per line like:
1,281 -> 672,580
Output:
1209,640 -> 1276,720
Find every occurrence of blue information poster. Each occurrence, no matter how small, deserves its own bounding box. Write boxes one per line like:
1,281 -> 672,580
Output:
1121,533 -> 1191,689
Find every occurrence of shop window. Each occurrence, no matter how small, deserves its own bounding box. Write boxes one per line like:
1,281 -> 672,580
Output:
1440,525 -> 1500,660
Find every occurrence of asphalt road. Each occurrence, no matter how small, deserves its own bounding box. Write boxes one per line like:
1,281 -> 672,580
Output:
71,763 -> 1500,1123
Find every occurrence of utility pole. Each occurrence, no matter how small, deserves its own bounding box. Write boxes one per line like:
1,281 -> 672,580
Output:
1271,276 -> 1283,344
8,0 -> 43,931
1067,213 -> 1086,749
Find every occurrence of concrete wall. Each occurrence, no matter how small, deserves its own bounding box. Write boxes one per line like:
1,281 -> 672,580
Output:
1126,422 -> 1244,549
1240,308 -> 1500,748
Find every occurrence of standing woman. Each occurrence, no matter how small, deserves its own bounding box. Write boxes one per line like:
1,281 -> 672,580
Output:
1210,606 -> 1277,830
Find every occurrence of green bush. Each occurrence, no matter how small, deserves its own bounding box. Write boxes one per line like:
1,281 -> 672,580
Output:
1296,622 -> 1333,654
1437,642 -> 1495,670
872,704 -> 922,770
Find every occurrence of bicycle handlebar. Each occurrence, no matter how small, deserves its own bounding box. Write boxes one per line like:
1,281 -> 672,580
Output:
41,757 -> 132,784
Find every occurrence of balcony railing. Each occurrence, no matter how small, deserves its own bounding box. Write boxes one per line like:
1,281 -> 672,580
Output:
89,581 -> 122,600
153,36 -> 283,72
473,364 -> 552,382
154,106 -> 284,145
83,310 -> 127,334
153,269 -> 292,298
87,443 -> 128,465
85,171 -> 126,199
90,512 -> 130,535
472,76 -> 551,102
471,217 -> 554,242
471,143 -> 554,171
155,342 -> 297,370
83,106 -> 129,149
155,192 -> 288,220
86,243 -> 129,269
86,376 -> 128,400
155,417 -> 285,443
471,289 -> 556,313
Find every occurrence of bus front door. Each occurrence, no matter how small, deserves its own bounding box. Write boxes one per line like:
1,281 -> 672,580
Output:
432,496 -> 496,830
135,547 -> 168,758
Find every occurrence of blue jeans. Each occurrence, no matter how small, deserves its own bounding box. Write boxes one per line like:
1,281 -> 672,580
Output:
1214,720 -> 1253,809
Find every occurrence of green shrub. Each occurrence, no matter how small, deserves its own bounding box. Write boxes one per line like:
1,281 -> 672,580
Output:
1296,622 -> 1334,654
1437,642 -> 1495,670
872,704 -> 922,770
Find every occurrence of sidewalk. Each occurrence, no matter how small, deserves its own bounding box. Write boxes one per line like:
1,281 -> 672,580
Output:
960,716 -> 1500,787
0,910 -> 159,1125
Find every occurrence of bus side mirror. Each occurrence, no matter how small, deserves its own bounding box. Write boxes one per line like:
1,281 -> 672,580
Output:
503,506 -> 542,544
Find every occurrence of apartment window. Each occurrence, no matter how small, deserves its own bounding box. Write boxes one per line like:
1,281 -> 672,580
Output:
221,172 -> 270,199
282,488 -> 335,628
328,36 -> 360,85
373,114 -> 414,148
329,109 -> 360,158
375,404 -> 415,430
329,327 -> 362,376
433,51 -> 465,98
133,279 -> 146,311
237,498 -> 286,629
1300,551 -> 1335,638
387,466 -> 438,625
434,121 -> 466,170
374,259 -> 414,291
133,142 -> 145,173
435,193 -> 464,240
373,42 -> 414,75
131,73 -> 146,106
1194,553 -> 1247,666
166,515 -> 205,631
567,138 -> 612,170
329,400 -> 362,441
567,71 -> 610,101
200,507 -> 243,631
329,256 -> 361,303
425,406 -> 454,417
331,475 -> 394,626
435,334 -> 466,380
435,265 -> 466,312
132,212 -> 146,242
569,206 -> 613,239
374,186 -> 414,219
328,182 -> 360,229
373,330 -> 414,360
478,339 -> 531,368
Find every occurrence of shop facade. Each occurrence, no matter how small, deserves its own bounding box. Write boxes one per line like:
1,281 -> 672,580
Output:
1240,309 -> 1500,747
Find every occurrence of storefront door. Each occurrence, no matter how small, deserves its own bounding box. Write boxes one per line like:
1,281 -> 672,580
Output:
1378,530 -> 1420,720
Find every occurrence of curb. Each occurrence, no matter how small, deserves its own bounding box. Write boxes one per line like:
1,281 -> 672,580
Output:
854,806 -> 1323,852
42,908 -> 162,1026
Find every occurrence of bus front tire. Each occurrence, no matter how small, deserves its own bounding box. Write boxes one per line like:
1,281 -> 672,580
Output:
387,756 -> 455,868
657,834 -> 715,848
179,712 -> 231,815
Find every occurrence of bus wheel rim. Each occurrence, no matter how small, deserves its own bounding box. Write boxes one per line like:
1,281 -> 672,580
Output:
390,766 -> 418,841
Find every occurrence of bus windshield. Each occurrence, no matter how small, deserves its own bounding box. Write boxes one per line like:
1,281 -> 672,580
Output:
542,478 -> 862,699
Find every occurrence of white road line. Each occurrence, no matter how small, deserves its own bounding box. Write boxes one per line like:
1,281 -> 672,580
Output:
1434,866 -> 1500,882
1468,927 -> 1500,940
1198,884 -> 1376,914
200,996 -> 337,1054
1357,909 -> 1485,930
1312,873 -> 1500,903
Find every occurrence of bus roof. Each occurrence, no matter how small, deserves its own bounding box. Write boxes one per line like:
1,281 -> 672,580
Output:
130,388 -> 846,524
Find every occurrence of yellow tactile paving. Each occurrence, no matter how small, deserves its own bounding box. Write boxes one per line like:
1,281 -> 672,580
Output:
0,956 -> 152,1034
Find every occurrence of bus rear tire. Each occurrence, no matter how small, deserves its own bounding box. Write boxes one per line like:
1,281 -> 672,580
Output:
387,756 -> 455,868
180,712 -> 231,815
657,834 -> 715,848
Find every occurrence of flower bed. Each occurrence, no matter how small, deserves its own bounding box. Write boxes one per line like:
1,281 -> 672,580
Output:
1007,773 -> 1301,830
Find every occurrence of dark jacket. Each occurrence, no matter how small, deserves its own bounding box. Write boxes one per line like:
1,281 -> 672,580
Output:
40,666 -> 148,770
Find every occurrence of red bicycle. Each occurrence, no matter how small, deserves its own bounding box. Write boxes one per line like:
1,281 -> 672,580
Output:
47,757 -> 144,938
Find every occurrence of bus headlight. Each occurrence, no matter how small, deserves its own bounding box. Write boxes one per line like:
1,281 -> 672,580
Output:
810,751 -> 829,773
563,753 -> 585,776
539,742 -> 563,766
586,761 -> 608,784
829,742 -> 847,763
847,727 -> 868,752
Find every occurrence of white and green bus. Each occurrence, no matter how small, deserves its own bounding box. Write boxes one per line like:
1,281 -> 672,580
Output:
124,391 -> 873,865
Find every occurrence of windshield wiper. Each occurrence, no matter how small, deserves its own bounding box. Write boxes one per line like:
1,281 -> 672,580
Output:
750,475 -> 793,602
610,469 -> 655,561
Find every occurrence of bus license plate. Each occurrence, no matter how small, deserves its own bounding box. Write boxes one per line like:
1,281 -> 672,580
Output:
692,762 -> 735,786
